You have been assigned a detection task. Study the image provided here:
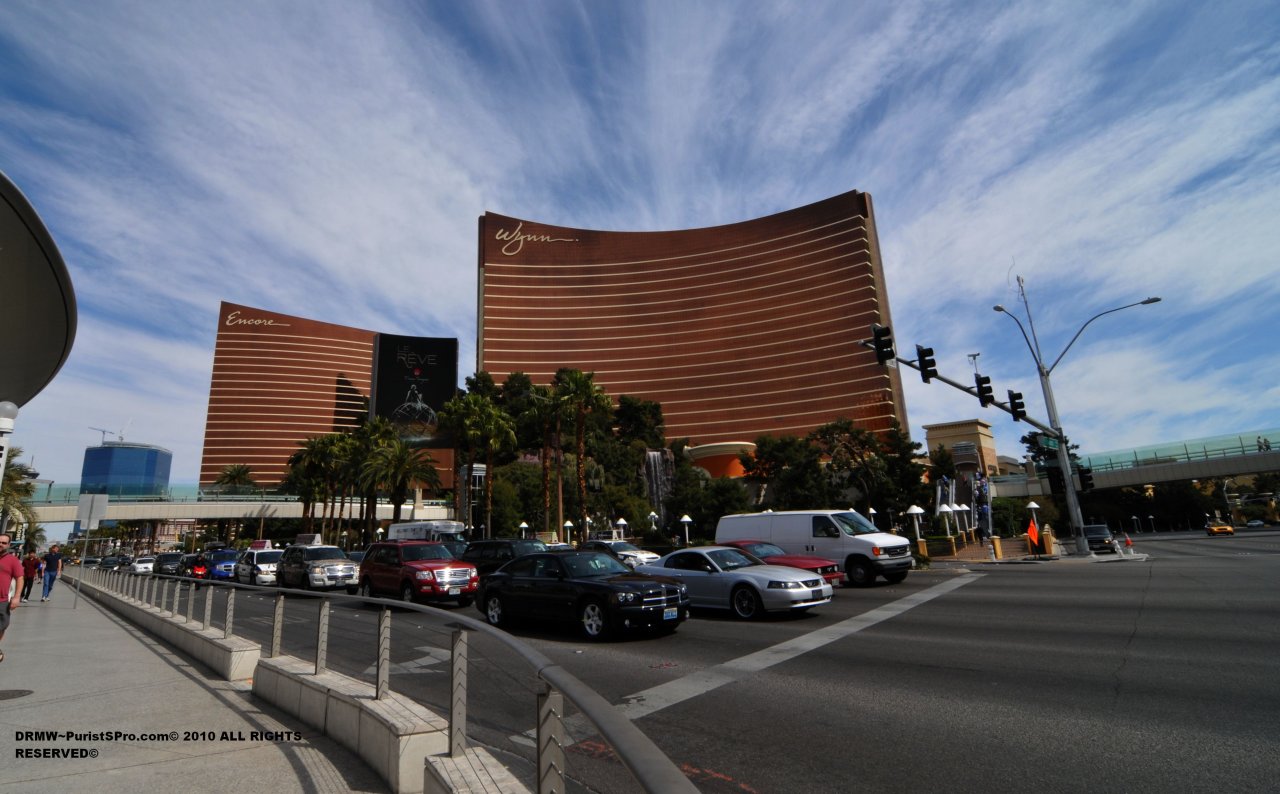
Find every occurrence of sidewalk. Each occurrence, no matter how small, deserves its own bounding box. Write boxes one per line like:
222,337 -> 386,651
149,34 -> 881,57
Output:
0,578 -> 387,793
928,536 -> 1149,567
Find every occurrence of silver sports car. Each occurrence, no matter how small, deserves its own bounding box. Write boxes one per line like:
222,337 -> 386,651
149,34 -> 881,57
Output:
637,546 -> 833,619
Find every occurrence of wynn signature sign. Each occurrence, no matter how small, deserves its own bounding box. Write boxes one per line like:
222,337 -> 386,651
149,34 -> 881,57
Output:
494,221 -> 578,256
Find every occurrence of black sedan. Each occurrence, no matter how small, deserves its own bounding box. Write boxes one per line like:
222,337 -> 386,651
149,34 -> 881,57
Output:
477,551 -> 690,640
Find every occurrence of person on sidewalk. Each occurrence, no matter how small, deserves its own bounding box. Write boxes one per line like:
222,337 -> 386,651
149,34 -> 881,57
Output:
0,533 -> 24,663
40,544 -> 64,602
21,548 -> 41,602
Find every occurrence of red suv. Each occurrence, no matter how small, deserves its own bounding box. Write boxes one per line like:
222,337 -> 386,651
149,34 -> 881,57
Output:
357,541 -> 479,606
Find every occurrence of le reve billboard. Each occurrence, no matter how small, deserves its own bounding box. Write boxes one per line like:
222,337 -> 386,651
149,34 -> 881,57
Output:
371,335 -> 457,447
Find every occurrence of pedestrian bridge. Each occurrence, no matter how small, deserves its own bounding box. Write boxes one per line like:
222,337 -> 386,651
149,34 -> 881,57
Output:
30,490 -> 452,524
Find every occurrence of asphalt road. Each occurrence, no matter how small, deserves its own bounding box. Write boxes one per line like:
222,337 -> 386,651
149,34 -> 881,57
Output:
183,530 -> 1280,793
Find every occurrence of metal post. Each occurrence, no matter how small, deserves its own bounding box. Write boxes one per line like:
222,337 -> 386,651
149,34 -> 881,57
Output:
450,629 -> 468,757
376,607 -> 390,699
203,585 -> 213,629
224,588 -> 235,639
185,583 -> 195,623
537,685 -> 566,794
270,592 -> 285,657
315,599 -> 329,674
160,579 -> 169,613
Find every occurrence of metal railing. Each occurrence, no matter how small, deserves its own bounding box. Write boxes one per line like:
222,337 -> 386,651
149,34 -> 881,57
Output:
71,566 -> 696,794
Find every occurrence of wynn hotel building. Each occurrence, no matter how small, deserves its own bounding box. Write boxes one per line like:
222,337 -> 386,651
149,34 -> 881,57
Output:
478,189 -> 908,476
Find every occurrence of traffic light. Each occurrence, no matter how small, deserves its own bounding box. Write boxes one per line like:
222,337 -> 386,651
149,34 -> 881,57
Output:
974,373 -> 994,406
916,345 -> 938,383
871,324 -> 895,365
1079,467 -> 1095,491
1045,465 -> 1066,495
1008,390 -> 1026,421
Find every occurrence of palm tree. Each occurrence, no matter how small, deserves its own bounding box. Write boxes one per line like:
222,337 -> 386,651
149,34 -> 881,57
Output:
519,384 -> 561,537
365,439 -> 442,522
284,439 -> 328,533
215,463 -> 257,494
474,399 -> 516,537
554,369 -> 612,544
1,445 -> 38,538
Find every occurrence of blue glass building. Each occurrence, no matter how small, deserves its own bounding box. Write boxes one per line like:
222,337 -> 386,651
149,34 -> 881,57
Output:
80,442 -> 172,497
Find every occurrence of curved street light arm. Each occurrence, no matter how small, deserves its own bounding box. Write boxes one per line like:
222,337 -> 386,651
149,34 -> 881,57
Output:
1046,298 -> 1161,375
993,306 -> 1043,370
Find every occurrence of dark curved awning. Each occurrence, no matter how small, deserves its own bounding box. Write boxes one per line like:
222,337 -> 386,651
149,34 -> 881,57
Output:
0,170 -> 77,407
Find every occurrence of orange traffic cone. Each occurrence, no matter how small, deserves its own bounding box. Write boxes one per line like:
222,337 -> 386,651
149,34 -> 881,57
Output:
1125,534 -> 1133,548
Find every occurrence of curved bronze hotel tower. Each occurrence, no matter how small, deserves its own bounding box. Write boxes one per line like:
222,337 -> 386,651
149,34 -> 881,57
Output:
478,189 -> 908,476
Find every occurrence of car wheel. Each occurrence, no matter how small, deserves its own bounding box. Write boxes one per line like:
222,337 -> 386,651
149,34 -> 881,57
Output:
358,579 -> 374,599
400,583 -> 416,604
484,594 -> 505,627
730,585 -> 763,620
580,599 -> 612,639
846,560 -> 875,587
884,571 -> 908,585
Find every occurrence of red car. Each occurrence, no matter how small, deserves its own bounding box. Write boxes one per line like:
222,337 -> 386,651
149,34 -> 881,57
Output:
721,540 -> 844,586
357,540 -> 479,606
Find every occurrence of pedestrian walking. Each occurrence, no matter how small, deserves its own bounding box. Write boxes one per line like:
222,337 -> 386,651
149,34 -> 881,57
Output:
0,533 -> 24,663
20,549 -> 41,602
40,544 -> 64,602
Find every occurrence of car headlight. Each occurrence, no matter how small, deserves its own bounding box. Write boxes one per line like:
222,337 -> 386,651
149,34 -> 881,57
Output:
678,584 -> 688,595
309,566 -> 326,575
767,580 -> 803,589
612,591 -> 638,603
415,570 -> 435,581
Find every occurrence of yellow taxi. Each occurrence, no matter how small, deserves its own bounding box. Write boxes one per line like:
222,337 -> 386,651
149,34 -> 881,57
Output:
1206,521 -> 1235,536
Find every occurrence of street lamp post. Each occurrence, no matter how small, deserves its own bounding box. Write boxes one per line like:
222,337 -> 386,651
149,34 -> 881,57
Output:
0,402 -> 17,537
648,511 -> 658,535
563,520 -> 573,544
995,278 -> 1161,553
867,507 -> 877,530
679,515 -> 692,547
518,521 -> 529,539
906,505 -> 925,541
939,504 -> 953,537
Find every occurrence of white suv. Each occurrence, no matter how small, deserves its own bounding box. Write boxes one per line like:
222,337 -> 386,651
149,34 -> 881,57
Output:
236,549 -> 283,585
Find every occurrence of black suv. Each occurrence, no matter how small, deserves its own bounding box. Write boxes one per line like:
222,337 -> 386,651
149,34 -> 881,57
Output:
460,539 -> 549,577
1082,524 -> 1116,554
154,552 -> 185,577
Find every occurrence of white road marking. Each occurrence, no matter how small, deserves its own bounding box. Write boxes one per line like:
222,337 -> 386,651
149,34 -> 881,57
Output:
508,573 -> 983,747
617,573 -> 984,720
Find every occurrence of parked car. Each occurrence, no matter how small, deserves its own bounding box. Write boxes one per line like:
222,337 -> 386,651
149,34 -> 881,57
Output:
346,550 -> 366,564
1245,519 -> 1265,528
578,540 -> 660,569
128,556 -> 156,575
719,540 -> 843,586
637,546 -> 833,619
208,549 -> 240,581
357,540 -> 479,606
235,549 -> 283,586
460,539 -> 549,577
716,510 -> 912,586
276,544 -> 358,591
81,557 -> 102,568
153,552 -> 184,577
98,556 -> 122,571
1082,525 -> 1117,554
477,551 -> 689,640
1206,521 -> 1235,536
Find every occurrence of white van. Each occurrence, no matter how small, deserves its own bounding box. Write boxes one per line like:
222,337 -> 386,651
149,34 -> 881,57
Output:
386,520 -> 467,543
716,510 -> 912,587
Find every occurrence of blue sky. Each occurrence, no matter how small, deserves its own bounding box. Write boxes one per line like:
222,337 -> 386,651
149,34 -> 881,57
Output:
2,0 -> 1278,488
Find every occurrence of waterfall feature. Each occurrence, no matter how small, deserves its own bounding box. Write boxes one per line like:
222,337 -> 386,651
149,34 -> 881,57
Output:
642,449 -> 675,528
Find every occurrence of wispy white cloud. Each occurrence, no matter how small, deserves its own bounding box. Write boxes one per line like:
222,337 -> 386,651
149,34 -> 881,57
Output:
2,0 -> 1277,489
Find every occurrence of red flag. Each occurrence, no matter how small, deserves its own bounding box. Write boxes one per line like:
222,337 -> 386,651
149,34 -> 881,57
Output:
1027,516 -> 1040,547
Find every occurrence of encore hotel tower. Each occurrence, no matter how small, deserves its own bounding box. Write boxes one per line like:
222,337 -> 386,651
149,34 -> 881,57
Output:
478,189 -> 908,475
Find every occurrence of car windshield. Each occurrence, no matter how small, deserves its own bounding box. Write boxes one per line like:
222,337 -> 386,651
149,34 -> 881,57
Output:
513,540 -> 549,556
706,548 -> 760,571
255,551 -> 283,563
609,542 -> 642,552
304,547 -> 346,561
1083,527 -> 1111,538
403,544 -> 452,561
157,553 -> 183,562
832,512 -> 880,536
211,551 -> 239,562
137,557 -> 155,563
563,553 -> 631,577
742,542 -> 786,557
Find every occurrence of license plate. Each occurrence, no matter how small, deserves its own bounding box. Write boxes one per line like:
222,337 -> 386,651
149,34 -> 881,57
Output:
448,587 -> 460,595
811,589 -> 824,600
663,607 -> 678,620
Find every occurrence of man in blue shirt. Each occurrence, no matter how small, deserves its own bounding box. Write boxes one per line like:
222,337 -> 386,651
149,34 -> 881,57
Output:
40,544 -> 63,602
